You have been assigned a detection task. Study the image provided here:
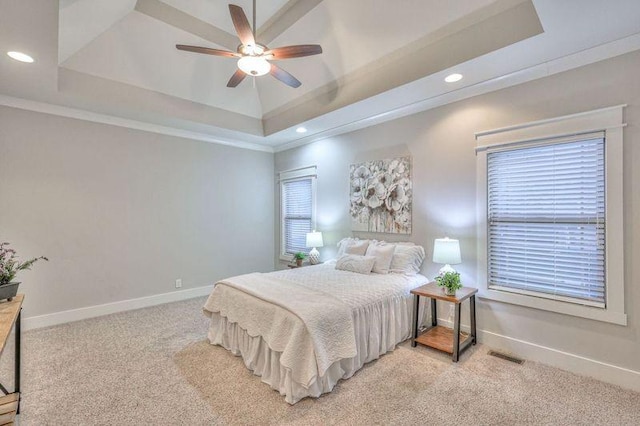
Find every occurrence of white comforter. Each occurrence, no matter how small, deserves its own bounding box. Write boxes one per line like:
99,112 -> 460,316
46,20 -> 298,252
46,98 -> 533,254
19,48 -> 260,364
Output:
203,262 -> 427,402
203,272 -> 357,387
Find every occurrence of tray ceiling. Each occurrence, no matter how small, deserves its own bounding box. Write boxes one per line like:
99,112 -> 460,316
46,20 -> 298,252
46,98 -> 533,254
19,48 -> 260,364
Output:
2,0 -> 640,150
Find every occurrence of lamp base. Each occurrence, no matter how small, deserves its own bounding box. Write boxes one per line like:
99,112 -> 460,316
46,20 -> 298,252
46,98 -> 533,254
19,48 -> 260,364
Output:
438,264 -> 456,275
308,247 -> 320,265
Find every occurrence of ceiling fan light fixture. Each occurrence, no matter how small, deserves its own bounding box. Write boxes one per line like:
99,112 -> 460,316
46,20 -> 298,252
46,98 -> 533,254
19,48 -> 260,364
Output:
176,3 -> 321,88
237,56 -> 270,76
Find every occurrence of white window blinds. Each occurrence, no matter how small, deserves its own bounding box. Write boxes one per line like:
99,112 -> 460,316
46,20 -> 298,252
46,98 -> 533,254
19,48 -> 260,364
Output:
487,135 -> 606,307
282,178 -> 313,256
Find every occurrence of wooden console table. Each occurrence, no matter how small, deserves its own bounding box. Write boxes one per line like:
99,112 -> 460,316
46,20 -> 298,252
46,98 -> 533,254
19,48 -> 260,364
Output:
0,294 -> 23,424
411,283 -> 477,362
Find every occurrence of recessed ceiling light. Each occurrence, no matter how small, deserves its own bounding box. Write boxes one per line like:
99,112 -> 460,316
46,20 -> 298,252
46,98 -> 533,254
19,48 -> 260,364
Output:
296,127 -> 307,133
445,73 -> 463,83
7,51 -> 34,63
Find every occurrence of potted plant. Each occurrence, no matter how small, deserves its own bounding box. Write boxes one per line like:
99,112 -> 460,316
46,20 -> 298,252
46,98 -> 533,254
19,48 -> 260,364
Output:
293,252 -> 306,267
435,271 -> 462,296
0,242 -> 48,301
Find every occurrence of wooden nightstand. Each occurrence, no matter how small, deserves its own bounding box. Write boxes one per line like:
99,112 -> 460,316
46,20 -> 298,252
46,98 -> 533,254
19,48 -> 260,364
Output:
410,283 -> 477,362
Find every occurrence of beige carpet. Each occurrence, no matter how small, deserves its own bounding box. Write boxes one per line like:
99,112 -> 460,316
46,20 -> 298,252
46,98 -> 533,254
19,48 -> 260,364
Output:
175,340 -> 640,425
3,297 -> 639,425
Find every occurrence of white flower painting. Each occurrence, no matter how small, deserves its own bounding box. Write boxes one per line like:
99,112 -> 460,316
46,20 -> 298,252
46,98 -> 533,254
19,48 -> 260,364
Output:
350,157 -> 412,234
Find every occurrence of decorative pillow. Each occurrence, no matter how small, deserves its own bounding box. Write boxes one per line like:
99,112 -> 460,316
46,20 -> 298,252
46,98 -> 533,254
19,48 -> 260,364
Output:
335,254 -> 376,274
365,243 -> 396,274
389,245 -> 426,275
343,240 -> 369,256
337,238 -> 361,256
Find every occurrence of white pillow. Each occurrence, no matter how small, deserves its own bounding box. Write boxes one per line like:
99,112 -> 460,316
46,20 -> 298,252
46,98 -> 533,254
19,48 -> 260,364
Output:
389,245 -> 425,275
343,240 -> 369,256
365,243 -> 395,274
335,255 -> 376,274
337,238 -> 361,256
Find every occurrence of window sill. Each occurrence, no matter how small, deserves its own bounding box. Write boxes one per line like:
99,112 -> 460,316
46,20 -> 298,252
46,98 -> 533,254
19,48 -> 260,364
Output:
478,288 -> 627,326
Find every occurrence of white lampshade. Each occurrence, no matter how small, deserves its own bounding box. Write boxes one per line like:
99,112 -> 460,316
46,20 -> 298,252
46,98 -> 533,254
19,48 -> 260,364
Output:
432,237 -> 461,265
306,231 -> 324,248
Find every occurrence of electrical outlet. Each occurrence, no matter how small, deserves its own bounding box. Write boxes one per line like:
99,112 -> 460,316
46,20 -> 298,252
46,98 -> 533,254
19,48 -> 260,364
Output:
175,279 -> 182,288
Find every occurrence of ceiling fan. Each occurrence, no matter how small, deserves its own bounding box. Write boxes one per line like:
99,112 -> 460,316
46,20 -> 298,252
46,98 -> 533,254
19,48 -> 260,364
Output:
176,1 -> 322,88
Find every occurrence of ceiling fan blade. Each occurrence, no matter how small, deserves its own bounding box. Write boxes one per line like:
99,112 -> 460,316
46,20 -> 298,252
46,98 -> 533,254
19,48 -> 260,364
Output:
229,4 -> 255,47
265,45 -> 323,59
270,64 -> 301,88
227,69 -> 247,88
176,45 -> 238,58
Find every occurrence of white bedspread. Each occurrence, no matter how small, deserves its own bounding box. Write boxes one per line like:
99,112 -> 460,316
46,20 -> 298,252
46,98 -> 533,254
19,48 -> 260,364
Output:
203,272 -> 356,387
203,262 -> 428,403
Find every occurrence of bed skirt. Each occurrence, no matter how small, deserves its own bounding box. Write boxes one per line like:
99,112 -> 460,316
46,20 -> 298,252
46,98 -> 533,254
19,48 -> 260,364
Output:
207,292 -> 425,404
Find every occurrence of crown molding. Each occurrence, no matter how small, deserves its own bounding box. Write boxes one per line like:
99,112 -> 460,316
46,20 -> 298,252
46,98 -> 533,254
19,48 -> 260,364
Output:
0,94 -> 274,153
273,31 -> 640,153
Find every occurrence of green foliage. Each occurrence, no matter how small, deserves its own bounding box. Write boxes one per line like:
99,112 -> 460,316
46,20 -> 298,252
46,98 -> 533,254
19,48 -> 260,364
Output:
294,252 -> 307,260
434,271 -> 462,292
0,242 -> 48,285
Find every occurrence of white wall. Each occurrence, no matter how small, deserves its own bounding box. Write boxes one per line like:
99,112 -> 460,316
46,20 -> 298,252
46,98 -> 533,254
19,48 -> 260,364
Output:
0,106 -> 274,320
275,51 -> 640,388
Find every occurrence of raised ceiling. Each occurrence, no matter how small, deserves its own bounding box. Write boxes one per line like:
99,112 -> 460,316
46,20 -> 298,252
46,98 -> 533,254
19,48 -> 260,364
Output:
2,0 -> 640,151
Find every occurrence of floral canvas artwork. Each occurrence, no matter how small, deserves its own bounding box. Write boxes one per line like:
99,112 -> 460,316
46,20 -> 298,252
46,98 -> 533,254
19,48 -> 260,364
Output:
349,156 -> 412,234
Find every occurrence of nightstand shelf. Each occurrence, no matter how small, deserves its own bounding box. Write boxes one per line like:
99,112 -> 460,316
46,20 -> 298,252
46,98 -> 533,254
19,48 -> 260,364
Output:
0,392 -> 18,425
411,283 -> 477,362
414,325 -> 471,354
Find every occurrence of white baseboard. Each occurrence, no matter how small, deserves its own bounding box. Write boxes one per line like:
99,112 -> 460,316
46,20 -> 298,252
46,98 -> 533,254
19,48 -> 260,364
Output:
436,317 -> 640,393
23,285 -> 214,331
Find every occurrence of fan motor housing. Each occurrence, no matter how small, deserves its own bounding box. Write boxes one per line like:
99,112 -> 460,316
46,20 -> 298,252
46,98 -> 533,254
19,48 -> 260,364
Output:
237,43 -> 267,56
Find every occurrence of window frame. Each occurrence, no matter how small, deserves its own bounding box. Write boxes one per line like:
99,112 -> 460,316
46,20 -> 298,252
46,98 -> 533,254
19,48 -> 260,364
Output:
279,166 -> 317,262
475,105 -> 627,325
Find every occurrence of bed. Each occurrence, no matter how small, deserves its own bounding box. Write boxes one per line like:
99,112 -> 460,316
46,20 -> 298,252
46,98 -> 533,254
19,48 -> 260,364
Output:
203,242 -> 427,404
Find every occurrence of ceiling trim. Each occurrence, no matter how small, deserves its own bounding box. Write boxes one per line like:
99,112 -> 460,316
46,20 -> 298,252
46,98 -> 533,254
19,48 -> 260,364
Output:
0,94 -> 274,153
257,0 -> 324,45
58,67 -> 264,136
134,0 -> 238,51
263,0 -> 543,135
273,32 -> 640,153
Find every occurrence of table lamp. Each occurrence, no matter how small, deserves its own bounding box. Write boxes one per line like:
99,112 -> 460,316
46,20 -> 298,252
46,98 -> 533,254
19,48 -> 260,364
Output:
433,237 -> 461,275
306,231 -> 324,265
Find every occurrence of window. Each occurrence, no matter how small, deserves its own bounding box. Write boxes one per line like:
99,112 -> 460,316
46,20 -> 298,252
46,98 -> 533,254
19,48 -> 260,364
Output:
487,136 -> 605,306
476,105 -> 626,325
279,166 -> 316,260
